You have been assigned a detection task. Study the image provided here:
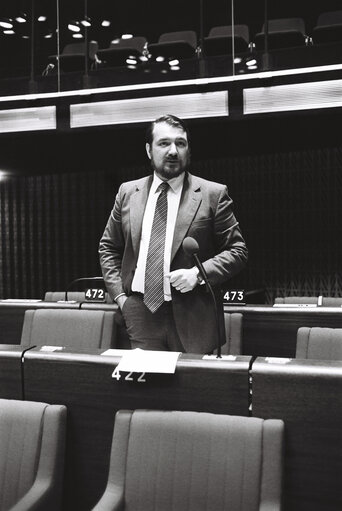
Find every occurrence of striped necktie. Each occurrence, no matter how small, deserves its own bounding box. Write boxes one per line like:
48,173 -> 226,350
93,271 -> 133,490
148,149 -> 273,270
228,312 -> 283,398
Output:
143,182 -> 169,313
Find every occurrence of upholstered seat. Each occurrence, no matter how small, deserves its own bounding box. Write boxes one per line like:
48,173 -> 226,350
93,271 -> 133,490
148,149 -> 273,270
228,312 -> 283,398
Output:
0,399 -> 66,511
296,326 -> 342,360
204,25 -> 250,55
92,409 -> 284,511
148,31 -> 197,60
274,296 -> 318,304
20,308 -> 116,349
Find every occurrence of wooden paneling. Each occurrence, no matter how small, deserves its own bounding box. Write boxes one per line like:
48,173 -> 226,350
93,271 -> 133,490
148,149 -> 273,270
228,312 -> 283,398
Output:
252,357 -> 342,511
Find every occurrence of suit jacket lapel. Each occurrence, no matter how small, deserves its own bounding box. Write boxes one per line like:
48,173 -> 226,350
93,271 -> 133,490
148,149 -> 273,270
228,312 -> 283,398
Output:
171,173 -> 202,262
130,175 -> 152,255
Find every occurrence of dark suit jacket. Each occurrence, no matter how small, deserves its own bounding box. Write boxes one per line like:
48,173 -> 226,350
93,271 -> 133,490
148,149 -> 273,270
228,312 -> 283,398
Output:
99,172 -> 247,353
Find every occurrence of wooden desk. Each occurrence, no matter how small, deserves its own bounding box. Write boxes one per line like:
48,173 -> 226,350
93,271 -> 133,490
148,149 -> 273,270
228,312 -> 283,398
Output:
224,305 -> 342,357
252,357 -> 342,511
23,349 -> 251,510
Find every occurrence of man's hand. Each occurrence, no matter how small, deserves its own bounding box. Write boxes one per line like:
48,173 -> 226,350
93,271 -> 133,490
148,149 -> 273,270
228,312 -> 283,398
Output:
116,294 -> 128,310
166,267 -> 199,293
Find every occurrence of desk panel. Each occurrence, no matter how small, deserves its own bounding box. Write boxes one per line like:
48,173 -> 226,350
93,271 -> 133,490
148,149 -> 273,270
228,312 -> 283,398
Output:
252,357 -> 342,511
24,350 -> 251,510
0,345 -> 26,399
225,305 -> 342,357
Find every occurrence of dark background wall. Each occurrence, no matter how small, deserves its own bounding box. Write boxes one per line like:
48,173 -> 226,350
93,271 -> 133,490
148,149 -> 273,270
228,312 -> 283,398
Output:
0,109 -> 341,302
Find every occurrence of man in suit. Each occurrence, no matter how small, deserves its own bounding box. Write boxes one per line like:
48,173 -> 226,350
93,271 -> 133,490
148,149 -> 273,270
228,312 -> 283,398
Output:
99,114 -> 247,353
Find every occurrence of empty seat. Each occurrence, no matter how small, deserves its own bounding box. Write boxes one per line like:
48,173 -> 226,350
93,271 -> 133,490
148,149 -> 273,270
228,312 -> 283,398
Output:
148,31 -> 197,60
274,296 -> 318,304
255,18 -> 308,50
0,398 -> 66,511
20,308 -> 116,349
96,36 -> 147,67
214,312 -> 242,355
48,41 -> 98,72
204,24 -> 250,55
296,326 -> 342,360
92,409 -> 284,511
313,11 -> 342,44
44,291 -> 114,303
44,291 -> 87,302
322,296 -> 342,306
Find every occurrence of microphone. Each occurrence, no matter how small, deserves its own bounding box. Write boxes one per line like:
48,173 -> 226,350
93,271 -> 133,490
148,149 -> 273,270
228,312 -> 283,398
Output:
182,237 -> 222,358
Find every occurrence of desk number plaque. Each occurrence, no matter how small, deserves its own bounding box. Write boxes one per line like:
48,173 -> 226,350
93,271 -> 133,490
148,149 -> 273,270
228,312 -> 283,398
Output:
223,290 -> 246,305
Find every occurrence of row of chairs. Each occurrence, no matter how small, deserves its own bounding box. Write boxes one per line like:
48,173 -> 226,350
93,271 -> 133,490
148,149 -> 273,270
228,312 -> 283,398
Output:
274,295 -> 342,306
47,11 -> 342,74
0,400 -> 284,511
14,305 -> 342,361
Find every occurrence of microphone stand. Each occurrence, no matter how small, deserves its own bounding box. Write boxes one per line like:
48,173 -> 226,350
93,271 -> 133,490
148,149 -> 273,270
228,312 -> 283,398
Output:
192,253 -> 222,358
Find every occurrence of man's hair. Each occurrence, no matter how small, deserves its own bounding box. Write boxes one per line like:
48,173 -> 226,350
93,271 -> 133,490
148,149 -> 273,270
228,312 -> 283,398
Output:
145,114 -> 190,146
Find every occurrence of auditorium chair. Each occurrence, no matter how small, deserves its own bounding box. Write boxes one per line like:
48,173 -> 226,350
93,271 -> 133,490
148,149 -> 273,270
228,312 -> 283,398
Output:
274,296 -> 318,304
44,291 -> 114,303
92,409 -> 284,511
0,399 -> 66,511
296,326 -> 342,360
254,18 -> 308,50
96,36 -> 147,67
321,296 -> 342,306
312,10 -> 342,45
20,308 -> 116,349
147,30 -> 198,60
214,312 -> 242,355
203,25 -> 250,56
48,41 -> 98,72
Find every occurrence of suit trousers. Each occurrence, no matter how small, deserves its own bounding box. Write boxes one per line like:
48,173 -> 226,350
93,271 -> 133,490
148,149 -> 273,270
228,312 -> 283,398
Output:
121,293 -> 185,352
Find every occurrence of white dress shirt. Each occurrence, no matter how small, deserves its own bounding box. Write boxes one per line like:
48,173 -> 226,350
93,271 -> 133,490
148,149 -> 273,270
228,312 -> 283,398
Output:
131,172 -> 185,300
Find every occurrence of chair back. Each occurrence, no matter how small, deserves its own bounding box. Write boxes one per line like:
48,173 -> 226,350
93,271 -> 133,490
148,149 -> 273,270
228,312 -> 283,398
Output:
296,326 -> 342,360
322,297 -> 342,306
44,291 -> 86,302
316,10 -> 342,27
0,399 -> 66,511
274,296 -> 318,304
21,308 -> 116,349
220,312 -> 242,354
109,36 -> 147,52
262,18 -> 305,34
159,30 -> 197,48
209,24 -> 249,43
93,409 -> 284,511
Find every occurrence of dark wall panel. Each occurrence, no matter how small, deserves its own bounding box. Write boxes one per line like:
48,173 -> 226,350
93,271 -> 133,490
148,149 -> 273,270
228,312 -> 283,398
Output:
0,120 -> 341,302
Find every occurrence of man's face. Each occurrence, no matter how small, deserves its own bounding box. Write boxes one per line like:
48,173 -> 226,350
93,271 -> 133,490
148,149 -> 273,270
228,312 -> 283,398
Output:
146,121 -> 190,180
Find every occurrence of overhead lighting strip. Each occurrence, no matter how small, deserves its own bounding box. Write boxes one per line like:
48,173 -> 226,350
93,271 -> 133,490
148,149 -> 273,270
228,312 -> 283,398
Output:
70,91 -> 228,128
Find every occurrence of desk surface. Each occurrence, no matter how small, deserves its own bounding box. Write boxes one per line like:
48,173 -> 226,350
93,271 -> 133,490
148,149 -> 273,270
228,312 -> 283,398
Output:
24,349 -> 252,510
252,357 -> 342,511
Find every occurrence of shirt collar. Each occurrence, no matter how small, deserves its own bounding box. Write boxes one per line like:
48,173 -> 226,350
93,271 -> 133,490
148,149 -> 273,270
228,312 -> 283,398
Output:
152,171 -> 185,194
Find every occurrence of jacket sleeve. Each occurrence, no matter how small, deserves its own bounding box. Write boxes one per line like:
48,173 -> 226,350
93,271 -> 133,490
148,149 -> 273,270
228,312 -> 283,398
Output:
202,186 -> 248,286
99,186 -> 126,300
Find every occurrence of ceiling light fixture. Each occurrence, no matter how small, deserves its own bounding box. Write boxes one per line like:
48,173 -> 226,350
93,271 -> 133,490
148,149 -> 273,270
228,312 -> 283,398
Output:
80,17 -> 91,27
68,21 -> 80,33
0,18 -> 13,29
15,13 -> 27,23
